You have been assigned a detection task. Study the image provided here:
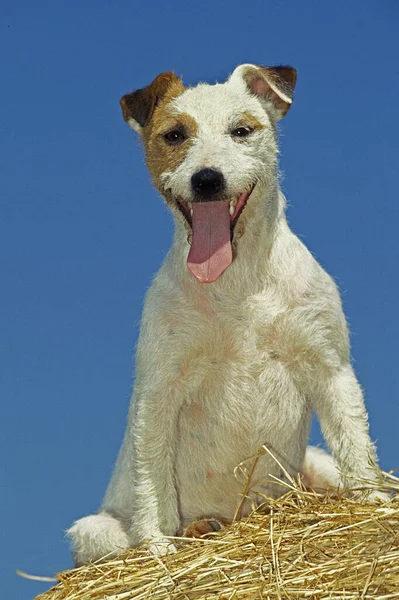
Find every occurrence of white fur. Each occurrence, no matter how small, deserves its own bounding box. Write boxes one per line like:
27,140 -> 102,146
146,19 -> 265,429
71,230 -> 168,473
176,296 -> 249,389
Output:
67,513 -> 129,566
67,65 -> 386,565
302,446 -> 341,491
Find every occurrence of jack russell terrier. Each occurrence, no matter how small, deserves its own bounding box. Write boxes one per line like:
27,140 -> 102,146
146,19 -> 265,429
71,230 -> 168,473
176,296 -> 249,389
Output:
68,64 -> 386,564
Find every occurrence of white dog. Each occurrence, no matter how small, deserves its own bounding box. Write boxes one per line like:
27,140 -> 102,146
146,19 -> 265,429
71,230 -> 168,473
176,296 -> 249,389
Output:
68,64 -> 385,564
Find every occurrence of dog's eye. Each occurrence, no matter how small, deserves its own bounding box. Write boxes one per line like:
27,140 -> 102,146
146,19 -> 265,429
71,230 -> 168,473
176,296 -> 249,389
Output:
163,129 -> 186,145
231,127 -> 253,138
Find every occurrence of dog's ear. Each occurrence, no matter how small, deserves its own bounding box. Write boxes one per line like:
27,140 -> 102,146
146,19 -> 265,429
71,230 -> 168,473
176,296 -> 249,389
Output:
229,64 -> 297,120
120,72 -> 184,133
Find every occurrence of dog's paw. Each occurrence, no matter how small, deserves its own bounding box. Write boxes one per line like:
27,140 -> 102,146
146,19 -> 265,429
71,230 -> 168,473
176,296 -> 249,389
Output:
349,488 -> 392,504
366,490 -> 392,504
67,512 -> 129,566
184,519 -> 223,539
147,538 -> 177,556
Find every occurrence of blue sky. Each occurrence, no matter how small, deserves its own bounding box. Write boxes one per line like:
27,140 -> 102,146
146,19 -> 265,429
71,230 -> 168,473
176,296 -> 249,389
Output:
1,1 -> 398,597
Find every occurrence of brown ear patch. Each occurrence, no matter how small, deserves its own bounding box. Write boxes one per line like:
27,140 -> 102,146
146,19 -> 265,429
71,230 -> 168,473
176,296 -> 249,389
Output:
120,72 -> 185,129
120,87 -> 155,128
121,72 -> 193,194
244,65 -> 297,119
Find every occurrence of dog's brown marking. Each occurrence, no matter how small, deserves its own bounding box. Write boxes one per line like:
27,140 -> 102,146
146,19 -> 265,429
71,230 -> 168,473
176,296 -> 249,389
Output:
240,112 -> 265,131
243,65 -> 297,118
144,111 -> 198,189
120,85 -> 154,128
120,72 -> 198,193
120,72 -> 184,127
231,112 -> 265,145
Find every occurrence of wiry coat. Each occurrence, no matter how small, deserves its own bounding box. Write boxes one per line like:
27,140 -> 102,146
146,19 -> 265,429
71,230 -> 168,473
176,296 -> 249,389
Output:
68,64 -> 384,564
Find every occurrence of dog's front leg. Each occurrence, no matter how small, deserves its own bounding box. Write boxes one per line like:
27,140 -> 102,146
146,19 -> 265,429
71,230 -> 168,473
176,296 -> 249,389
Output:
312,363 -> 388,501
127,381 -> 182,553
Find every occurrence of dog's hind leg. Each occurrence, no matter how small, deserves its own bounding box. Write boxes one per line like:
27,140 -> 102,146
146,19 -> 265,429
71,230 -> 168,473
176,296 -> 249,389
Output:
67,427 -> 136,565
66,511 -> 129,566
301,445 -> 341,492
301,445 -> 390,503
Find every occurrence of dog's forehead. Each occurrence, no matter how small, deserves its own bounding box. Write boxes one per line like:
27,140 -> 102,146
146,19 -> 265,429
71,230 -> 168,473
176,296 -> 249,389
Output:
171,81 -> 266,127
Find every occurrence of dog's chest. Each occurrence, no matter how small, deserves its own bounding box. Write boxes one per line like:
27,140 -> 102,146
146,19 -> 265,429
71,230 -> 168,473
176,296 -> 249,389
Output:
167,285 -> 307,395
166,287 -> 311,520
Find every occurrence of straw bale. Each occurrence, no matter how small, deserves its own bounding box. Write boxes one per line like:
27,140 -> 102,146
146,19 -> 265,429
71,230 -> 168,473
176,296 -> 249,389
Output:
33,469 -> 399,600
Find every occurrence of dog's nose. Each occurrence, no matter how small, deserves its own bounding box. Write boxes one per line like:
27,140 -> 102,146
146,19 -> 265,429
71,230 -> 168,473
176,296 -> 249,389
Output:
191,168 -> 225,200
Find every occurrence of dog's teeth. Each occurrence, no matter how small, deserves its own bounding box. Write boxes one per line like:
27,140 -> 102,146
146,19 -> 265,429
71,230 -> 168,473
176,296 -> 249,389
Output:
230,198 -> 237,206
229,205 -> 235,216
190,208 -> 193,217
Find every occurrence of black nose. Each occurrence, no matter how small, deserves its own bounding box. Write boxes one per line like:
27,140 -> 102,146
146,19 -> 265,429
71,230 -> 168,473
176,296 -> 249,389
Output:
191,168 -> 225,200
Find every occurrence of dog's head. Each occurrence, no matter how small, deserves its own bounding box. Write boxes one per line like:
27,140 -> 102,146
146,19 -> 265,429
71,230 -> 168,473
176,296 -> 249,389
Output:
121,64 -> 296,283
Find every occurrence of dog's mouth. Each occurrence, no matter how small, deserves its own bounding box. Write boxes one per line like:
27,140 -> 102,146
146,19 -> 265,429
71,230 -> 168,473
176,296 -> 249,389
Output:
174,185 -> 255,284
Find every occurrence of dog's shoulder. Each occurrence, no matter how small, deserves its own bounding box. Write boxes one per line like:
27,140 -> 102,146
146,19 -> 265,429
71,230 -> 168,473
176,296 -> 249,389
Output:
272,221 -> 342,308
265,223 -> 350,373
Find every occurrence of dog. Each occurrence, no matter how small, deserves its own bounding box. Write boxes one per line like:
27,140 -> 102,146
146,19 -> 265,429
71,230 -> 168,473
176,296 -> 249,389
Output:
68,64 -> 386,564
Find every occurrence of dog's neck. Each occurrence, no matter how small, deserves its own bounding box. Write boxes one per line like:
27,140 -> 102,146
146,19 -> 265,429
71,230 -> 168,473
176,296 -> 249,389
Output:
165,186 -> 288,298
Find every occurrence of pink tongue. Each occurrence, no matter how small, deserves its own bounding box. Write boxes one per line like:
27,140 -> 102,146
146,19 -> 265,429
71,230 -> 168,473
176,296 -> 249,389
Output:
187,201 -> 232,283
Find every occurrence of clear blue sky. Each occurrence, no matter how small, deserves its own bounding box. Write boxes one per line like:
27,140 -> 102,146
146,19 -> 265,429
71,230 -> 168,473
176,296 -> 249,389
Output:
1,1 -> 398,597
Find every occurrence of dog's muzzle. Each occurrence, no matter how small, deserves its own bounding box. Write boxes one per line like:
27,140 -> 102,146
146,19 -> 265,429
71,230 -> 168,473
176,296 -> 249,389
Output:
174,174 -> 255,284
